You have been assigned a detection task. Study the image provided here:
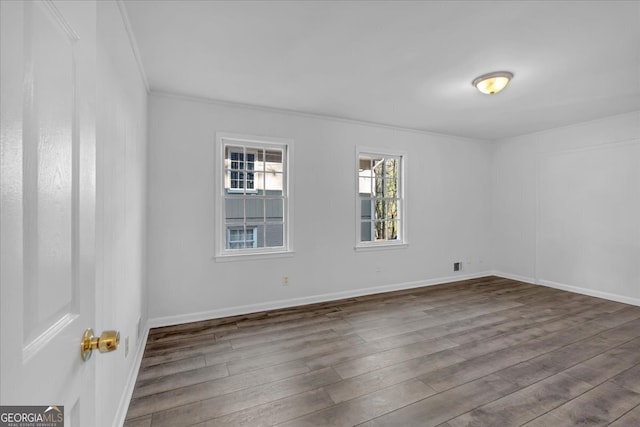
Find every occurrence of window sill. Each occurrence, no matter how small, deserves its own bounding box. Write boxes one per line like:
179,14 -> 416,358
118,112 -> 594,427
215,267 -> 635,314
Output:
354,242 -> 409,252
214,250 -> 295,262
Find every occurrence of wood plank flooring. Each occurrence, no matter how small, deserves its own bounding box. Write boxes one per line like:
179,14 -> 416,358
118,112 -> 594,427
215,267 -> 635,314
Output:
124,276 -> 640,426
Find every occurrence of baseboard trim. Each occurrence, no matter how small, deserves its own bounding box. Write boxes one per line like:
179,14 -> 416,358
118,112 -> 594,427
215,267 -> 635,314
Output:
492,271 -> 640,307
538,279 -> 640,307
491,271 -> 537,285
112,320 -> 149,427
148,271 -> 495,328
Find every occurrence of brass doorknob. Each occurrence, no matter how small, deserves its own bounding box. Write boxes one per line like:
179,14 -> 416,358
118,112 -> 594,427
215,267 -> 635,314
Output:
80,328 -> 120,361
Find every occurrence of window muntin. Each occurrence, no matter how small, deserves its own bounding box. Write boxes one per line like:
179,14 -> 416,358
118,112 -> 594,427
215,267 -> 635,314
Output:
218,135 -> 290,257
357,152 -> 404,246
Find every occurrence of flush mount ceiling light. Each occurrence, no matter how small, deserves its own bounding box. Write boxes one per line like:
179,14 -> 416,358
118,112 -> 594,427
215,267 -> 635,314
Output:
472,71 -> 514,95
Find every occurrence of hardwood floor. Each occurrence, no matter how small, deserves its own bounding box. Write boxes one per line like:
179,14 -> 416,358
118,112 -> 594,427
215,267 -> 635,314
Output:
124,276 -> 640,426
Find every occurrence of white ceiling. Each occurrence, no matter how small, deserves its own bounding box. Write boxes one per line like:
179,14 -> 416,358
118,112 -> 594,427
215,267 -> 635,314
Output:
124,0 -> 640,140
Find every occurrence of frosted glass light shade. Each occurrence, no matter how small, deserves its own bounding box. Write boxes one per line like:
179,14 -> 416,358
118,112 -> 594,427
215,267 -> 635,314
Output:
472,71 -> 513,95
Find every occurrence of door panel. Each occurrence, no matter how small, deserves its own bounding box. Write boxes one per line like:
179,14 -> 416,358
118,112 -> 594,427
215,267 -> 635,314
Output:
1,1 -> 97,425
24,0 -> 76,349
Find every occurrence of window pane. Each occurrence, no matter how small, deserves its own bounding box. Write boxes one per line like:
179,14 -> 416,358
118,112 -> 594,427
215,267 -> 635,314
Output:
247,227 -> 257,248
225,146 -> 244,168
387,200 -> 398,220
246,172 -> 255,190
266,199 -> 283,221
360,221 -> 372,241
230,152 -> 242,170
374,199 -> 385,221
254,170 -> 263,190
385,158 -> 398,177
226,147 -> 261,191
246,153 -> 255,170
265,223 -> 283,247
372,158 -> 384,177
245,198 -> 264,222
264,149 -> 283,164
264,172 -> 283,194
359,157 -> 372,171
226,170 -> 245,191
373,221 -> 385,240
374,174 -> 384,196
360,199 -> 372,220
384,177 -> 398,198
252,225 -> 264,248
264,149 -> 283,193
226,226 -> 258,249
386,220 -> 399,240
359,176 -> 372,195
230,171 -> 240,190
225,198 -> 244,223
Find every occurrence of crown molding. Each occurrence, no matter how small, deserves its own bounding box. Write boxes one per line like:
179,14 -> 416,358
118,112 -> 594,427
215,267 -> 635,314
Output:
115,0 -> 150,92
149,89 -> 488,143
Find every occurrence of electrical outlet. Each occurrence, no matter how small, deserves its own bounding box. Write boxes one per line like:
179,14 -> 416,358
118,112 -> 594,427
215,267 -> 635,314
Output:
453,262 -> 462,272
125,336 -> 129,358
282,276 -> 289,286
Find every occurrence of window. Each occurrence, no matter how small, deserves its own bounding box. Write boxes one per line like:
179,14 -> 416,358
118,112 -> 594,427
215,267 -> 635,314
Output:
216,133 -> 292,258
356,149 -> 405,248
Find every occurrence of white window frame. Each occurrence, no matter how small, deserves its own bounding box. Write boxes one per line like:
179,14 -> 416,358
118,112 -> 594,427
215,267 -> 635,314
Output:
355,147 -> 407,251
215,132 -> 294,260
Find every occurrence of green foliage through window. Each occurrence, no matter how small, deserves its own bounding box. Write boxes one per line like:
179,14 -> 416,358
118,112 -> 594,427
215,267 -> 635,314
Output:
358,153 -> 403,244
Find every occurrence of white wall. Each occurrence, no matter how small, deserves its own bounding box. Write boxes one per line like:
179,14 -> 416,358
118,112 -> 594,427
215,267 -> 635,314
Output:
492,111 -> 640,305
147,93 -> 493,323
96,2 -> 148,425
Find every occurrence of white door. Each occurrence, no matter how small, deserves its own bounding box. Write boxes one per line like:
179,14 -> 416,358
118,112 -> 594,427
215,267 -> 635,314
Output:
1,1 -> 98,425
